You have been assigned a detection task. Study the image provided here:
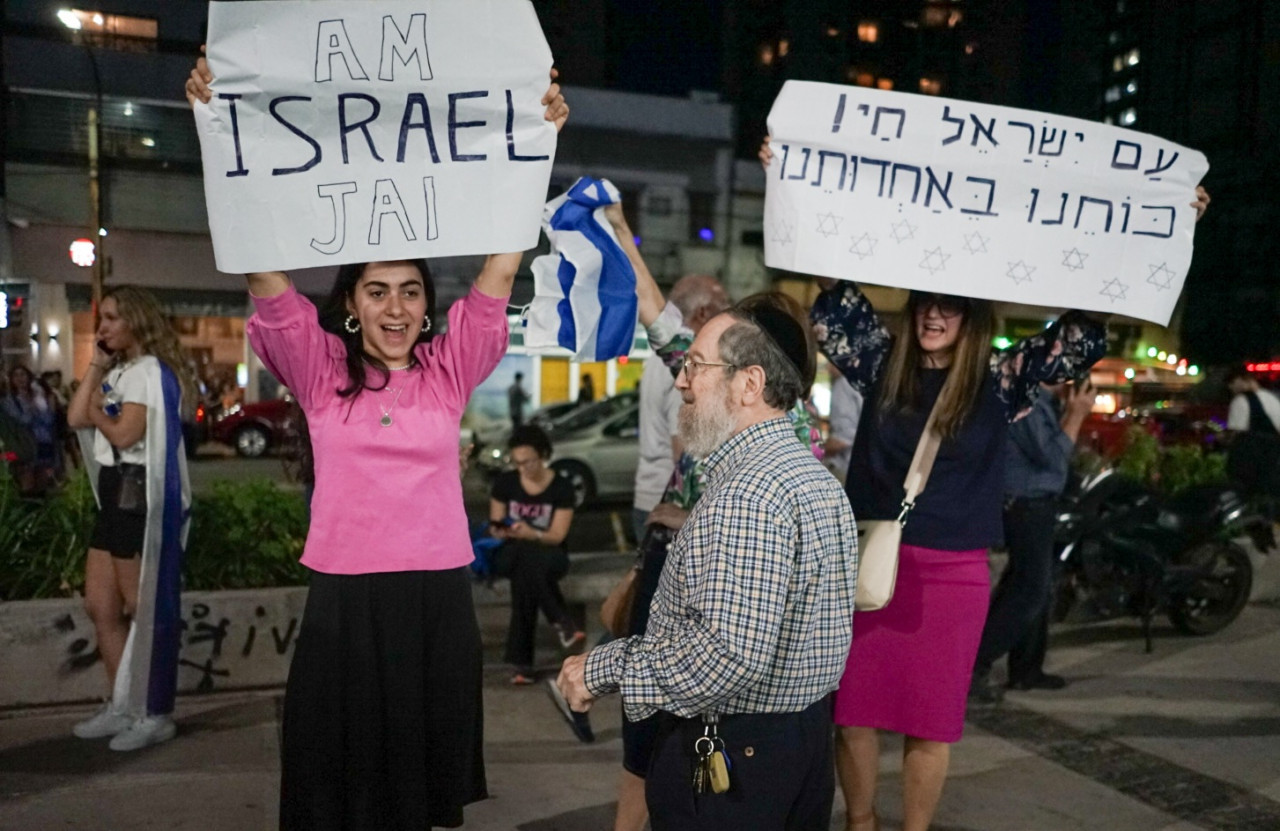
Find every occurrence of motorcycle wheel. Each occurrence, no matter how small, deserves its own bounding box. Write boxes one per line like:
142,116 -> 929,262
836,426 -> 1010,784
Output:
1167,542 -> 1253,636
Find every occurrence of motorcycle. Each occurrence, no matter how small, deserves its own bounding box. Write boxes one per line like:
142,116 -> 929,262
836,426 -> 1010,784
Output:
1052,468 -> 1275,652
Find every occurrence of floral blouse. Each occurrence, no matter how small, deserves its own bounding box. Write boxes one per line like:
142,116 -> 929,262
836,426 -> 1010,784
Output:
809,282 -> 1108,423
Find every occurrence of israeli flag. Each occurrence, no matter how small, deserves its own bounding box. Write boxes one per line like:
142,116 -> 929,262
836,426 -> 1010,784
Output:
525,177 -> 638,362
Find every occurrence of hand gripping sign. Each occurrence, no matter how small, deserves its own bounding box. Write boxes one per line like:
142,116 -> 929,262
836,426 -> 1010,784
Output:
764,81 -> 1208,326
193,0 -> 557,274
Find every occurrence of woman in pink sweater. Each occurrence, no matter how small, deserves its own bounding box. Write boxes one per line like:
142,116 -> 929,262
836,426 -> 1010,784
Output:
187,62 -> 568,831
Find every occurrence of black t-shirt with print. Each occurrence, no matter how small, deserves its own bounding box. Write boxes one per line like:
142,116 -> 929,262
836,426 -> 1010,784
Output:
490,470 -> 576,549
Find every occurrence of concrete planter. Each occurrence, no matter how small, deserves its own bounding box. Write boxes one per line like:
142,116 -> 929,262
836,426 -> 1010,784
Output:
0,587 -> 308,710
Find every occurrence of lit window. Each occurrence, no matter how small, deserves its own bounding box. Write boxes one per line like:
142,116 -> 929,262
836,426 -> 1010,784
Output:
964,42 -> 977,55
1126,79 -> 1138,94
876,78 -> 894,91
759,44 -> 775,66
1120,108 -> 1137,126
1105,86 -> 1122,103
919,77 -> 943,96
1127,48 -> 1140,66
779,39 -> 791,57
1112,55 -> 1124,73
858,22 -> 879,43
1104,115 -> 1115,125
1108,31 -> 1120,45
827,26 -> 841,38
856,72 -> 875,88
56,9 -> 158,51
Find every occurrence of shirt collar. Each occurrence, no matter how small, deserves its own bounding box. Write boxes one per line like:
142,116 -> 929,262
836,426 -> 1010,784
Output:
703,416 -> 796,489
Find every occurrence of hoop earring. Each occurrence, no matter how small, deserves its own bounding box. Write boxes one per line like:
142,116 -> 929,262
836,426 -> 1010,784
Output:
344,315 -> 360,334
423,315 -> 432,334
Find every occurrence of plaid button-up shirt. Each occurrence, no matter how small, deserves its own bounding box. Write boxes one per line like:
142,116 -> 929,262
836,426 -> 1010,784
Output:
585,417 -> 858,721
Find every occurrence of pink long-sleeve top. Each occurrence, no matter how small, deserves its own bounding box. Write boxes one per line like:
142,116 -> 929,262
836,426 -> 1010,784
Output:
246,284 -> 508,574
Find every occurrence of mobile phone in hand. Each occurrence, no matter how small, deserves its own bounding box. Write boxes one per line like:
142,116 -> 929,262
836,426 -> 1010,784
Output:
96,339 -> 115,356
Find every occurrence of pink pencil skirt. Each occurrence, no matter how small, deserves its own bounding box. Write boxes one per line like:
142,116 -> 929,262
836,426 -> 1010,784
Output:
833,544 -> 990,743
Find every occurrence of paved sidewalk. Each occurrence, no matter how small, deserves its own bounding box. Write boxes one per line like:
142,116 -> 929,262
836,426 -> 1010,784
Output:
2,603 -> 1279,830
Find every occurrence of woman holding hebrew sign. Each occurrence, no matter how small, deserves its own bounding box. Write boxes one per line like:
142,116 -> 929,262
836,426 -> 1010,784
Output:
764,137 -> 1209,831
188,58 -> 568,830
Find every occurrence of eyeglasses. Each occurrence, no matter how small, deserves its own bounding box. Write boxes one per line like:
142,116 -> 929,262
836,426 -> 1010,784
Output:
681,357 -> 736,381
915,294 -> 968,319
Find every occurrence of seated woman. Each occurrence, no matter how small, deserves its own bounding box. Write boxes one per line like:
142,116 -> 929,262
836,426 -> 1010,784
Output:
489,425 -> 581,685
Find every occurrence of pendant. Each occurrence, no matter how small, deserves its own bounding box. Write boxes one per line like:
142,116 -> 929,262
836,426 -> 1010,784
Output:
380,414 -> 393,427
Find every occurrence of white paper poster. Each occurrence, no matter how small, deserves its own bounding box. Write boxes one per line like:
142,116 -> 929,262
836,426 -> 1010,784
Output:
765,81 -> 1208,325
193,0 -> 556,274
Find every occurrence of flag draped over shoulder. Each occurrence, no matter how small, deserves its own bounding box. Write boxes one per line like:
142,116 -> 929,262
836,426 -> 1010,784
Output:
525,177 -> 638,362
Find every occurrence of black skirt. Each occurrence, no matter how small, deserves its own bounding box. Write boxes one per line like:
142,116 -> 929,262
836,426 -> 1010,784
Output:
280,567 -> 487,830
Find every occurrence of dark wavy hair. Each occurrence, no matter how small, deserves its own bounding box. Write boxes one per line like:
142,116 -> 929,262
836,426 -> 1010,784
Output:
508,424 -> 553,459
318,260 -> 437,397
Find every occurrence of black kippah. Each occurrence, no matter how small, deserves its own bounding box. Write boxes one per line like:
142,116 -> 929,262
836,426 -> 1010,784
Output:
748,305 -> 812,391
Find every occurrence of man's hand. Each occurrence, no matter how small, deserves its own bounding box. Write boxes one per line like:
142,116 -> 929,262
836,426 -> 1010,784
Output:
1192,186 -> 1211,222
646,503 -> 690,532
556,654 -> 595,713
1065,380 -> 1095,419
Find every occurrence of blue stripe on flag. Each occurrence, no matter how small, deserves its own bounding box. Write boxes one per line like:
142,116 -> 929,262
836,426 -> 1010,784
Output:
147,364 -> 185,716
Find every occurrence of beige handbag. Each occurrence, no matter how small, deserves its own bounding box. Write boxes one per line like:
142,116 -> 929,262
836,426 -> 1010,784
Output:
854,402 -> 943,611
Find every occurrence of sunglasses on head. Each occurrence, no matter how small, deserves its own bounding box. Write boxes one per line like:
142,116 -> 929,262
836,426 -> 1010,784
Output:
911,292 -> 969,319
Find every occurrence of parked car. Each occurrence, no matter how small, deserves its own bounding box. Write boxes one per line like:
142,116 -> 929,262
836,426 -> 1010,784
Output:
472,399 -> 585,449
476,391 -> 639,474
210,394 -> 297,458
550,403 -> 641,507
477,392 -> 641,507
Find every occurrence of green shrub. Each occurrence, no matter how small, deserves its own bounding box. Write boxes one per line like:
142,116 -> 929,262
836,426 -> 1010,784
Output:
185,478 -> 310,590
0,471 -> 311,601
1114,426 -> 1228,495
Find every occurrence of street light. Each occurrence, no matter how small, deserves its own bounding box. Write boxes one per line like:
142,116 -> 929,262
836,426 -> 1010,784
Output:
56,8 -> 106,315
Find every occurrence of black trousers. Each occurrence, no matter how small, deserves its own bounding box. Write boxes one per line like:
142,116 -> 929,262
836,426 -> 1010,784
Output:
645,697 -> 834,831
498,542 -> 572,670
974,496 -> 1057,681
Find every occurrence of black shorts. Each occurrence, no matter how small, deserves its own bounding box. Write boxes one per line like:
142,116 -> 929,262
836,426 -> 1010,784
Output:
89,465 -> 146,558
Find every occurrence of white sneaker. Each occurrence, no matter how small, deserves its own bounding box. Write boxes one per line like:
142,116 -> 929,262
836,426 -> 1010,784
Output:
72,704 -> 131,739
108,715 -> 176,752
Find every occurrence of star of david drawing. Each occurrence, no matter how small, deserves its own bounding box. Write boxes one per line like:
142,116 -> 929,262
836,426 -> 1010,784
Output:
849,232 -> 878,260
889,219 -> 917,244
961,232 -> 990,255
1005,261 -> 1036,285
1147,262 -> 1177,291
815,212 -> 843,238
1061,247 -> 1089,272
769,220 -> 795,246
1099,277 -> 1129,302
919,247 -> 951,275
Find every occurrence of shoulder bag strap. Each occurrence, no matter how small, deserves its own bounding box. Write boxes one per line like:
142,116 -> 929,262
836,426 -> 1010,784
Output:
897,399 -> 944,524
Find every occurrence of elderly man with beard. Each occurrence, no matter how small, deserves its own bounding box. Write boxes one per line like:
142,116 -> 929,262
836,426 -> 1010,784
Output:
556,299 -> 858,831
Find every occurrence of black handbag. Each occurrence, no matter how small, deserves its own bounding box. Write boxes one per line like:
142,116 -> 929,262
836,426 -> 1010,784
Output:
111,446 -> 147,516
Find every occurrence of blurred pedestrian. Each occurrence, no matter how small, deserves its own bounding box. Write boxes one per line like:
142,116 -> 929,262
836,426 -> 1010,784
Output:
66,285 -> 195,752
509,371 -> 530,427
187,53 -> 568,830
969,378 -> 1094,704
1225,366 -> 1280,501
2,365 -> 59,494
824,369 -> 863,484
631,273 -> 728,544
577,373 -> 595,405
488,425 -> 582,687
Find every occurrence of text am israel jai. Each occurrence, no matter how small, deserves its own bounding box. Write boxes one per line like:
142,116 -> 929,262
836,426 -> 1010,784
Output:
195,0 -> 556,274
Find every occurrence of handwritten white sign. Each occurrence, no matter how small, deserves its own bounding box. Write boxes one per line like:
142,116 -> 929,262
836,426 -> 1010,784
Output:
194,0 -> 556,274
764,81 -> 1208,325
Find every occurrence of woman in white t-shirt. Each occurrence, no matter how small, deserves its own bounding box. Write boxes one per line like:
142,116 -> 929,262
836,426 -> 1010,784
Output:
66,286 -> 195,752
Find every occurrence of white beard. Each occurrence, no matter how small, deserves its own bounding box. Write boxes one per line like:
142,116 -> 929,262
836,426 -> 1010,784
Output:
677,384 -> 737,458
